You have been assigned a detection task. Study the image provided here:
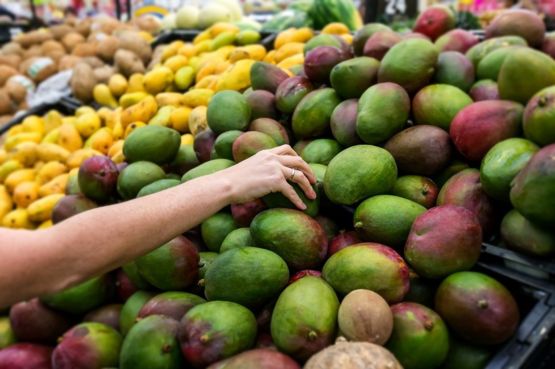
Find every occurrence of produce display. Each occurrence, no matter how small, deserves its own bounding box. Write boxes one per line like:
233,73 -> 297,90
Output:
1,3 -> 555,369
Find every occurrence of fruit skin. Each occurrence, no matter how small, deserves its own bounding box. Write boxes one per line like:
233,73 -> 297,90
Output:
138,292 -> 206,321
249,118 -> 289,146
523,85 -> 555,146
469,79 -> 499,101
230,199 -> 266,227
435,29 -> 479,53
41,275 -> 111,315
476,46 -> 519,81
198,252 -> 218,279
119,291 -> 154,336
356,82 -> 410,144
9,298 -> 72,344
324,145 -> 397,205
353,23 -> 392,56
498,47 -> 555,104
205,247 -> 289,308
450,100 -> 523,162
245,90 -> 278,120
232,131 -> 277,162
270,276 -> 339,361
405,205 -> 482,279
275,76 -> 314,114
301,139 -> 341,165
543,32 -> 555,58
465,36 -> 527,68
117,161 -> 166,200
207,90 -> 251,134
303,46 -> 348,84
84,304 -> 121,331
292,88 -> 341,139
305,341 -> 402,369
181,159 -> 234,182
385,125 -> 452,176
330,57 -> 379,99
510,144 -> 555,226
322,243 -> 410,303
485,9 -> 545,47
193,129 -> 216,163
338,289 -> 393,345
392,175 -> 438,209
77,156 -> 118,203
328,230 -> 361,256
433,52 -> 475,91
262,182 -> 320,217
480,138 -> 539,202
120,315 -> 183,369
413,5 -> 455,41
250,208 -> 328,270
413,84 -> 473,130
0,343 -> 53,369
136,178 -> 180,197
440,337 -> 492,369
52,194 -> 98,224
435,271 -> 519,345
378,38 -> 439,94
363,30 -> 402,60
201,212 -> 238,252
52,322 -> 122,369
330,99 -> 361,147
136,235 -> 199,290
0,317 -> 15,349
501,209 -> 555,257
179,301 -> 257,368
386,302 -> 450,369
214,130 -> 242,160
220,227 -> 253,253
354,195 -> 426,248
250,61 -> 289,93
289,269 -> 322,284
206,348 -> 301,369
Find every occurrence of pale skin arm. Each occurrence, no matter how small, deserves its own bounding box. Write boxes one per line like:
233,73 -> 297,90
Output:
0,145 -> 316,308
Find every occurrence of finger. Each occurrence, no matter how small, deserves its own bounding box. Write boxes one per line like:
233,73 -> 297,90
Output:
279,180 -> 306,210
277,155 -> 317,184
270,144 -> 298,156
283,166 -> 316,200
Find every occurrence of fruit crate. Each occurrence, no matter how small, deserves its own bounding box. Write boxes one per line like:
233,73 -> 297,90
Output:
151,29 -> 277,50
478,261 -> 555,369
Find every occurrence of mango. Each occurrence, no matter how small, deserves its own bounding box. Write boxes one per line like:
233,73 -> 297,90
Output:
292,88 -> 340,139
144,66 -> 174,95
121,95 -> 158,128
378,39 -> 439,94
207,90 -> 251,134
215,59 -> 255,92
485,9 -> 545,47
523,85 -> 555,146
476,46 -> 520,81
84,304 -> 122,331
0,343 -> 52,369
8,141 -> 38,167
271,276 -> 338,361
330,57 -> 380,99
262,181 -> 319,217
353,23 -> 392,55
465,36 -> 527,67
230,199 -> 266,227
328,230 -> 361,256
251,209 -> 328,270
386,302 -> 450,369
249,118 -> 289,146
275,76 -> 314,114
469,79 -> 499,101
413,84 -> 473,130
181,158 -> 234,182
93,84 -> 118,109
201,211 -> 238,252
193,129 -> 216,163
245,90 -> 278,120
13,181 -> 40,208
108,74 -> 128,97
219,228 -> 253,253
0,159 -> 23,183
27,193 -> 64,222
435,29 -> 479,53
41,275 -> 111,315
501,209 -> 555,257
413,5 -> 455,40
117,161 -> 166,200
232,131 -> 277,162
329,99 -> 361,147
299,139 -> 340,166
84,128 -> 113,155
434,51 -> 475,91
304,33 -> 346,55
2,208 -> 34,229
136,178 -> 180,197
441,337 -> 492,369
77,156 -> 118,203
0,185 -> 13,220
435,271 -> 519,345
206,348 -> 301,369
179,301 -> 257,367
363,30 -> 402,60
119,92 -> 149,108
392,175 -> 438,209
450,100 -> 523,161
304,46 -> 348,84
250,61 -> 288,93
138,292 -> 205,321
119,291 -> 154,336
0,316 -> 15,349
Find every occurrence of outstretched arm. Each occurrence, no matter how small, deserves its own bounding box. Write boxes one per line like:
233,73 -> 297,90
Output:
0,145 -> 316,308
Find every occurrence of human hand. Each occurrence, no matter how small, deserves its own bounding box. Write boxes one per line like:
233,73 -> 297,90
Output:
216,145 -> 317,210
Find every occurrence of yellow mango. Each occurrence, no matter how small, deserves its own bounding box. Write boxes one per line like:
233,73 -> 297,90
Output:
263,50 -> 277,64
4,168 -> 35,193
143,66 -> 174,95
41,128 -> 60,144
155,93 -> 186,107
0,149 -> 6,163
108,140 -> 124,158
124,122 -> 146,138
2,208 -> 34,229
22,116 -> 45,136
182,89 -> 214,107
148,106 -> 175,127
43,110 -> 63,132
194,75 -> 219,90
210,31 -> 236,50
61,116 -> 77,126
84,128 -> 113,155
3,132 -> 42,151
6,125 -> 23,137
108,73 -> 129,98
75,112 -> 102,139
322,22 -> 350,35
181,134 -> 194,146
119,92 -> 149,109
38,173 -> 68,197
36,143 -> 71,163
193,30 -> 211,45
164,55 -> 188,72
75,106 -> 96,117
66,148 -> 102,169
193,40 -> 212,56
216,59 -> 256,91
38,219 -> 53,229
178,43 -> 196,58
0,184 -> 13,219
93,84 -> 119,109
277,53 -> 305,70
340,33 -> 353,45
13,181 -> 40,208
112,119 -> 124,141
36,161 -> 67,185
97,108 -> 113,127
33,161 -> 45,172
170,107 -> 192,133
188,106 -> 208,136
27,193 -> 64,222
215,45 -> 236,60
241,45 -> 266,61
0,160 -> 23,183
126,73 -> 145,93
111,149 -> 125,164
121,96 -> 158,128
275,42 -> 305,63
175,66 -> 195,91
8,142 -> 38,167
228,49 -> 251,63
161,41 -> 184,61
209,23 -> 240,37
295,27 -> 315,42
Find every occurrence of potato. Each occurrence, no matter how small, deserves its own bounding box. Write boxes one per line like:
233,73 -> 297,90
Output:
0,89 -> 16,115
61,32 -> 84,53
304,341 -> 403,369
50,24 -> 74,40
93,65 -> 115,84
132,15 -> 161,34
1,42 -> 23,56
23,46 -> 42,60
5,75 -> 34,103
0,65 -> 18,87
71,63 -> 96,103
72,43 -> 97,58
76,18 -> 93,37
45,50 -> 66,65
58,55 -> 81,70
0,115 -> 12,127
81,56 -> 104,69
114,49 -> 145,77
26,57 -> 57,84
14,30 -> 52,48
117,30 -> 152,65
19,57 -> 37,75
0,54 -> 21,70
95,35 -> 120,63
95,16 -> 121,34
41,40 -> 65,54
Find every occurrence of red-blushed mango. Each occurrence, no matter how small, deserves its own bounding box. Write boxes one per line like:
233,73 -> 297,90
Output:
330,57 -> 380,99
328,230 -> 361,256
378,38 -> 439,94
543,32 -> 555,58
330,99 -> 361,147
386,302 -> 449,369
391,175 -> 439,208
435,271 -> 519,345
523,86 -> 555,146
469,79 -> 499,101
403,32 -> 431,41
138,291 -> 205,321
405,205 -> 482,279
433,51 -> 475,91
194,128 -> 216,163
356,82 -> 410,144
249,118 -> 289,146
292,88 -> 341,139
0,343 -> 52,369
119,291 -> 154,336
78,155 -> 118,203
232,131 -> 277,162
250,61 -> 288,93
501,209 -> 555,257
230,199 -> 266,227
322,243 -> 410,303
413,5 -> 456,41
206,349 -> 301,369
353,23 -> 392,56
304,46 -> 348,84
41,275 -> 111,315
84,304 -> 121,331
412,84 -> 473,130
362,30 -> 402,60
435,29 -> 479,53
450,100 -> 523,162
245,90 -> 278,120
485,9 -> 545,47
213,130 -> 242,161
52,194 -> 98,224
384,125 -> 452,176
289,269 -> 322,284
274,76 -> 314,114
437,168 -> 497,234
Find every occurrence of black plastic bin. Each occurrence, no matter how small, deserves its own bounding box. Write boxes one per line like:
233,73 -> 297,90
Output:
151,29 -> 277,50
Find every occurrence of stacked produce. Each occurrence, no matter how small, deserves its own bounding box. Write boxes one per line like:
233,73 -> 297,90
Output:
0,5 -> 555,369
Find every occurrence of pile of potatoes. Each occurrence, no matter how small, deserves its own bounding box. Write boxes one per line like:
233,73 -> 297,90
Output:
0,15 -> 161,125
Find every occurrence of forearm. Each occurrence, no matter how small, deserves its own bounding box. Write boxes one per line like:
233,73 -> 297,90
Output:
0,173 -> 232,307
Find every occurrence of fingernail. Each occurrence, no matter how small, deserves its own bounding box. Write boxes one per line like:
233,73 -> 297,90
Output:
300,203 -> 307,210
